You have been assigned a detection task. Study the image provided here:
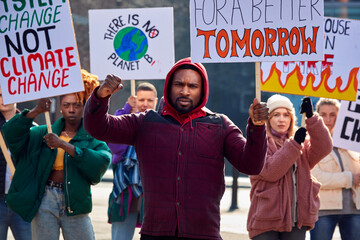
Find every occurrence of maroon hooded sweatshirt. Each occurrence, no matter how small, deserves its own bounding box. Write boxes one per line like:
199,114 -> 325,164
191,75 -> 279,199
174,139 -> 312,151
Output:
84,57 -> 267,239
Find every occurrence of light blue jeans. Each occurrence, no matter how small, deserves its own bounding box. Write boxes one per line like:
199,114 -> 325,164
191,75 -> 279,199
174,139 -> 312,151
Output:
112,212 -> 138,240
31,186 -> 94,240
0,196 -> 31,240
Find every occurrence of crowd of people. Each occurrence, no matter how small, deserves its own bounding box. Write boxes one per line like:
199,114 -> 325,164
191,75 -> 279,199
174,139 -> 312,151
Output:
0,57 -> 358,240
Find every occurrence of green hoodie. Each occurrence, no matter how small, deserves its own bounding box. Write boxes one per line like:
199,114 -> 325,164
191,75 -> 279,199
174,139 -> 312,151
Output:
2,110 -> 111,222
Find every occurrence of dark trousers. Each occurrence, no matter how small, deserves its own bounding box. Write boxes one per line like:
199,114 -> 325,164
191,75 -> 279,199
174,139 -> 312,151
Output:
141,234 -> 209,240
252,226 -> 307,240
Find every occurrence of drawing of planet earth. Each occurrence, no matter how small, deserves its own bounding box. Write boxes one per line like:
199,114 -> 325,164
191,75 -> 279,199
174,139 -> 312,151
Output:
113,26 -> 148,61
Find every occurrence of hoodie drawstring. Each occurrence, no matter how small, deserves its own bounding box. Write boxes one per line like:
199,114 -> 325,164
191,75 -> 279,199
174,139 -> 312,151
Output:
188,115 -> 193,130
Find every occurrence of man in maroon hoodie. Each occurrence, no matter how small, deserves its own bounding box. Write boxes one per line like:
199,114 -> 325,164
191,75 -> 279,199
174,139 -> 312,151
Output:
84,57 -> 268,240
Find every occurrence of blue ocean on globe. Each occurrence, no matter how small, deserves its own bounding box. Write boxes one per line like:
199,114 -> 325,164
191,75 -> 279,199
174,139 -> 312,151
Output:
114,27 -> 148,61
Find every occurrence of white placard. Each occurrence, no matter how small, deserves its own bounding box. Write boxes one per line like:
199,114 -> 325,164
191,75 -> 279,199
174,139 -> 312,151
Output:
333,89 -> 360,152
89,8 -> 174,80
0,0 -> 83,104
261,17 -> 360,101
190,0 -> 324,63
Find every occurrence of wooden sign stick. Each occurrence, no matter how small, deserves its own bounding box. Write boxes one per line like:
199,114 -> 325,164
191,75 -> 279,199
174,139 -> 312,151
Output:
45,111 -> 52,133
131,79 -> 136,97
0,132 -> 15,175
255,62 -> 261,102
301,113 -> 306,127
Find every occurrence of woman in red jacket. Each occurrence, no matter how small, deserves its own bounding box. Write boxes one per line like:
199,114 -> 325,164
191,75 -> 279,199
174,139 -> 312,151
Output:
247,94 -> 332,240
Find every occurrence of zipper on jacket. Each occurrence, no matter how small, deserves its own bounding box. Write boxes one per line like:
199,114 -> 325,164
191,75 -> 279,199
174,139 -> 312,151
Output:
65,153 -> 73,213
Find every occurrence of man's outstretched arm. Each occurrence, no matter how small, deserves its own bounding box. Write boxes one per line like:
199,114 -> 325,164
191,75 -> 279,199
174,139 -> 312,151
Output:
83,74 -> 138,145
225,98 -> 269,175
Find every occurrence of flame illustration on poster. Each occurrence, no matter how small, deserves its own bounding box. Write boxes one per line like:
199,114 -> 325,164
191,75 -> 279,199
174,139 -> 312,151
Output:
261,17 -> 360,101
261,62 -> 359,101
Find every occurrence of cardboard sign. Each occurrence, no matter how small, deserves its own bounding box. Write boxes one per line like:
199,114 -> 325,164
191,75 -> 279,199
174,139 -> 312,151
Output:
89,8 -> 174,80
190,0 -> 324,63
261,17 -> 360,101
0,0 -> 83,104
333,89 -> 360,152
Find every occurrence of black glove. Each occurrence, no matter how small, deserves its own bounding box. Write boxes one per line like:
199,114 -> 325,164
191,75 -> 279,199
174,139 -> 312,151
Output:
300,97 -> 313,118
294,127 -> 307,144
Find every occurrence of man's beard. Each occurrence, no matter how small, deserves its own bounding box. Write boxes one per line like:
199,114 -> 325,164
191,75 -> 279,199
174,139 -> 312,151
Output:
174,97 -> 194,114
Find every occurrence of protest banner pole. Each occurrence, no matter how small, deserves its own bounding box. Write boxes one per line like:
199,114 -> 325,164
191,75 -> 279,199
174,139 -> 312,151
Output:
301,113 -> 306,127
131,79 -> 136,96
255,62 -> 261,102
45,112 -> 52,133
0,132 -> 15,175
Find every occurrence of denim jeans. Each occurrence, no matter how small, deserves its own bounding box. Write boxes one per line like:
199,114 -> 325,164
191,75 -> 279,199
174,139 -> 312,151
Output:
310,214 -> 360,240
112,212 -> 138,240
0,196 -> 31,240
31,186 -> 94,240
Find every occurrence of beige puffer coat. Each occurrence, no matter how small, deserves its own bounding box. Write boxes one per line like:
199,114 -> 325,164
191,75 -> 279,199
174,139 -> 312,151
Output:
311,149 -> 360,210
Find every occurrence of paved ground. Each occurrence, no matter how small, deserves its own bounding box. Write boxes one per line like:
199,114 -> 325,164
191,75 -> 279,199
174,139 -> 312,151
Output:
86,177 -> 252,240
8,176 -> 341,239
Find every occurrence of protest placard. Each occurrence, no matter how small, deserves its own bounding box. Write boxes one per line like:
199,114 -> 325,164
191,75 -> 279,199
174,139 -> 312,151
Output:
0,0 -> 83,104
261,17 -> 360,101
89,7 -> 174,80
190,0 -> 324,63
333,89 -> 360,152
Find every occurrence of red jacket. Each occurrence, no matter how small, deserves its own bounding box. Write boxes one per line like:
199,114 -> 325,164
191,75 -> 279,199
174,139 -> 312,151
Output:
247,115 -> 332,239
84,58 -> 267,239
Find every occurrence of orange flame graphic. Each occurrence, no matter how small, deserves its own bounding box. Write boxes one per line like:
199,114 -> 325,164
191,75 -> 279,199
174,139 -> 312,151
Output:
261,63 -> 358,101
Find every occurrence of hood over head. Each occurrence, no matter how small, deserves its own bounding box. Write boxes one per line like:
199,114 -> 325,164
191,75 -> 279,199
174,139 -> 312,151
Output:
162,57 -> 209,121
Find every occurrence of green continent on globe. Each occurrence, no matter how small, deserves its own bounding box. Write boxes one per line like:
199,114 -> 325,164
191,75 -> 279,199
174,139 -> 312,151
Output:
113,26 -> 148,61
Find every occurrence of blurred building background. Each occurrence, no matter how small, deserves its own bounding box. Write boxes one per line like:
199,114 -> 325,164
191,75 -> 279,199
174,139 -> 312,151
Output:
18,0 -> 360,176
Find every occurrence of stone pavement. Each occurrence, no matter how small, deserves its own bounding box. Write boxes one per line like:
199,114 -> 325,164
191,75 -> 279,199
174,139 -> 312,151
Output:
8,175 -> 341,239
